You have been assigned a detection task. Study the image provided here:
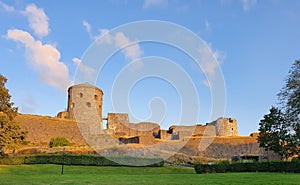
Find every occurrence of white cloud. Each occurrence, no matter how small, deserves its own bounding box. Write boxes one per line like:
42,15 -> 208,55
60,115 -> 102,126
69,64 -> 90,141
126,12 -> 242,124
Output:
196,47 -> 218,77
0,3 -> 49,37
82,20 -> 91,33
23,4 -> 49,38
114,32 -> 143,61
195,44 -> 225,87
82,20 -> 92,39
0,1 -> 14,12
143,0 -> 168,9
241,0 -> 257,11
72,57 -> 96,74
81,22 -> 143,70
95,29 -> 112,44
82,22 -> 143,62
72,57 -> 81,65
82,21 -> 113,44
7,29 -> 72,91
72,57 -> 97,83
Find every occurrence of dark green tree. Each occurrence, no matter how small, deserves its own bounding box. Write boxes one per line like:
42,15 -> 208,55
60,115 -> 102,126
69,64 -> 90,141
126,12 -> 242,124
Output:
258,107 -> 294,159
0,74 -> 26,155
278,60 -> 300,157
258,60 -> 300,160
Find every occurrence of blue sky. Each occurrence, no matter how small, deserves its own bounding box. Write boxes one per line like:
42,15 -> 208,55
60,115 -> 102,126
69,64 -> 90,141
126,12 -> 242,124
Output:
0,0 -> 299,136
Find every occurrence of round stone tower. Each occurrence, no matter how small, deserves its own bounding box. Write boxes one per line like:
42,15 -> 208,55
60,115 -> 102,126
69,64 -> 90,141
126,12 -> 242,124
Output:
214,117 -> 238,136
67,83 -> 103,128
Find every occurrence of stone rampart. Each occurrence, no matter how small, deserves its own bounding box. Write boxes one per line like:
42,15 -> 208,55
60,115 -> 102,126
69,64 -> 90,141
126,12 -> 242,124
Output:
15,114 -> 87,146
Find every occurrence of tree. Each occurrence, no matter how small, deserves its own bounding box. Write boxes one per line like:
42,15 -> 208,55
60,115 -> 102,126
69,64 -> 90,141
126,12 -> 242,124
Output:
258,60 -> 300,160
0,75 -> 18,119
258,107 -> 294,159
278,60 -> 300,141
0,74 -> 26,155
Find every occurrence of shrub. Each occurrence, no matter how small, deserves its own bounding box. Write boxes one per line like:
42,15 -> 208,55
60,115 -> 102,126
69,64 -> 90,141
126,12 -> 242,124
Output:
49,137 -> 70,148
194,161 -> 300,174
0,154 -> 164,167
291,157 -> 299,163
0,156 -> 25,165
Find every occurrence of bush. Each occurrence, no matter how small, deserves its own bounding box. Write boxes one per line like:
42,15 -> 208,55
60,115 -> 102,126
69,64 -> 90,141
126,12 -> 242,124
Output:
49,137 -> 70,148
0,156 -> 25,165
291,157 -> 299,163
194,161 -> 300,174
0,154 -> 164,167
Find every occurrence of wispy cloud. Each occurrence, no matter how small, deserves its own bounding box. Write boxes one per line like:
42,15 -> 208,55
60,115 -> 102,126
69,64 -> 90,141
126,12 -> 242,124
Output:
82,20 -> 92,39
82,20 -> 91,33
195,44 -> 226,87
72,57 -> 81,65
83,20 -> 143,62
6,29 -> 72,91
143,0 -> 168,9
114,32 -> 143,61
95,29 -> 113,44
72,57 -> 96,81
241,0 -> 257,11
0,3 -> 49,37
23,4 -> 49,38
0,1 -> 14,12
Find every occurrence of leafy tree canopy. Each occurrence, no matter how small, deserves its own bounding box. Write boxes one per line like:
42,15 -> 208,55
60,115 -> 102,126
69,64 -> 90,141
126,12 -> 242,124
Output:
258,107 -> 294,159
0,74 -> 26,155
278,60 -> 300,139
258,60 -> 300,160
0,75 -> 18,119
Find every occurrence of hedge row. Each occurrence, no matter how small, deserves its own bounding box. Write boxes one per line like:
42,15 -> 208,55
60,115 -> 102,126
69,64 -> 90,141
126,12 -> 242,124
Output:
0,154 -> 164,167
194,161 -> 300,174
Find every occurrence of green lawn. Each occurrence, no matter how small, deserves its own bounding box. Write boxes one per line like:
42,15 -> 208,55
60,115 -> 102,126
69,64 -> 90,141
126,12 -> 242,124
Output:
0,164 -> 299,185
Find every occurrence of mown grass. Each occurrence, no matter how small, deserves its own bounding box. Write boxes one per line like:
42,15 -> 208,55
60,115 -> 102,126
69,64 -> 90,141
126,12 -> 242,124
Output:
0,164 -> 299,185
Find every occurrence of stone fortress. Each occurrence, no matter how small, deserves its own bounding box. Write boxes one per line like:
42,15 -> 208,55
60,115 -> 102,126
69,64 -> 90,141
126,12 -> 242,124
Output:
56,83 -> 239,145
16,83 -> 279,160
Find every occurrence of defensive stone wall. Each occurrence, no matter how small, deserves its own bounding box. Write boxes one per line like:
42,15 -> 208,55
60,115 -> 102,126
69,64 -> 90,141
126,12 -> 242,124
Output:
176,135 -> 280,160
159,130 -> 171,140
15,114 -> 87,146
106,113 -> 129,136
106,113 -> 160,140
15,114 -> 277,160
203,136 -> 280,160
169,124 -> 217,139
